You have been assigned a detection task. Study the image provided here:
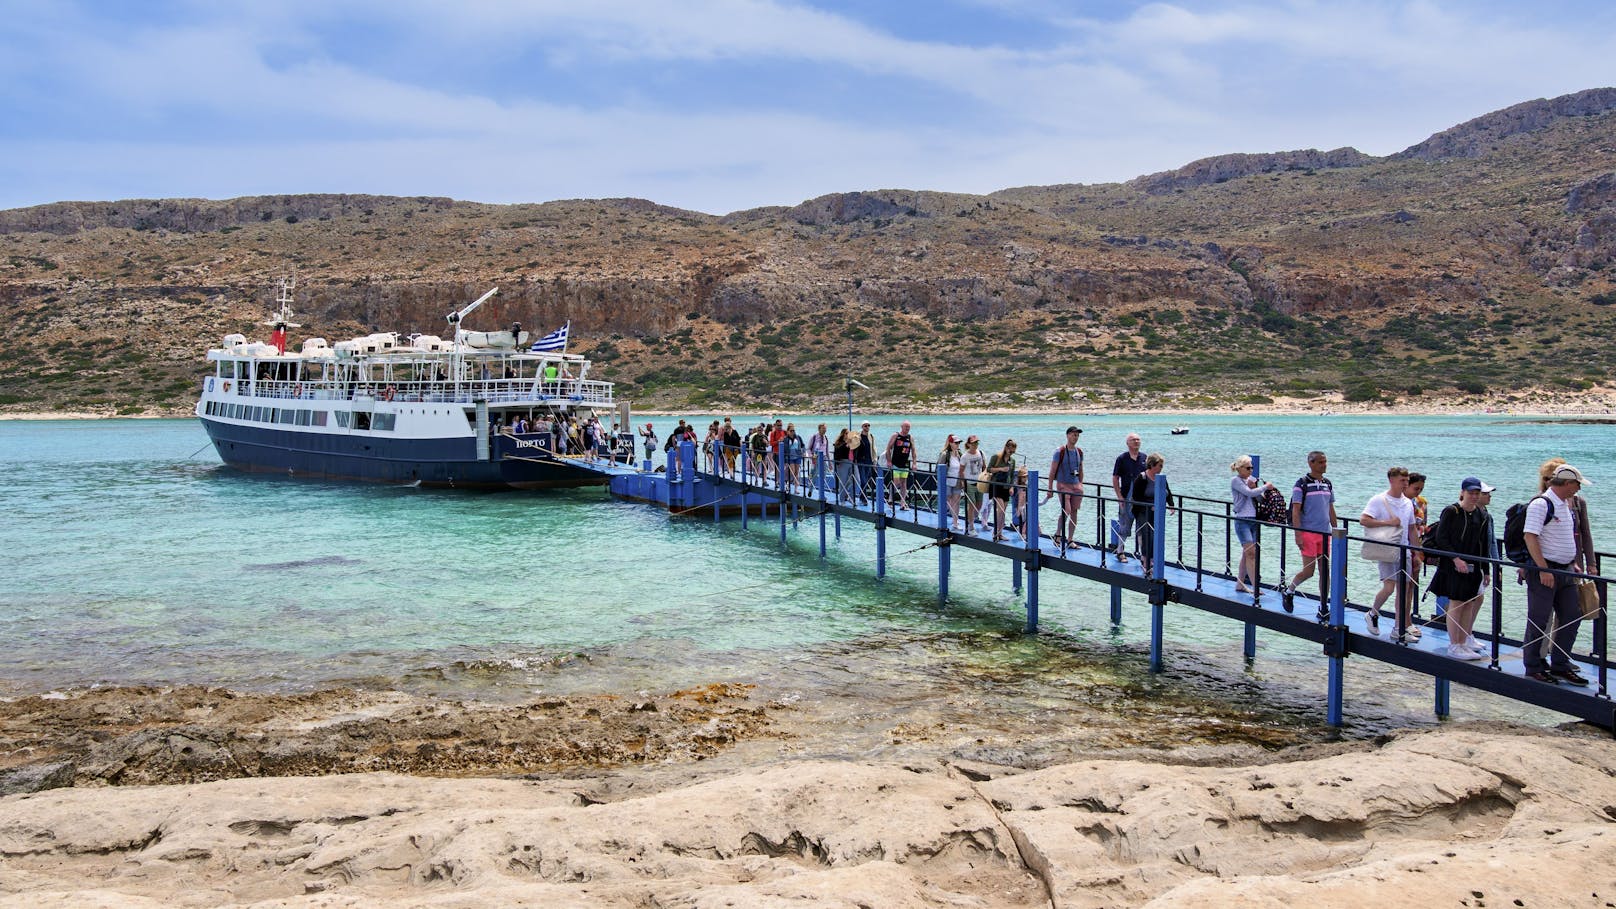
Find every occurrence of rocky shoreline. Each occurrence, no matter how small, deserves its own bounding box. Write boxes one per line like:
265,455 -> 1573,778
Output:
2,684 -> 1613,906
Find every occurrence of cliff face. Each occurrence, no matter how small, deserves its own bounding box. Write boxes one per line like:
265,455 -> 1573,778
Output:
3,89 -> 1616,413
1129,148 -> 1374,195
1396,87 -> 1616,161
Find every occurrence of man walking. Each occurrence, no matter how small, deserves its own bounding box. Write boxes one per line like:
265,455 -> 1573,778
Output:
1285,450 -> 1338,621
1522,464 -> 1594,685
1110,433 -> 1146,561
854,421 -> 876,505
1359,466 -> 1414,638
884,420 -> 916,512
1047,426 -> 1085,550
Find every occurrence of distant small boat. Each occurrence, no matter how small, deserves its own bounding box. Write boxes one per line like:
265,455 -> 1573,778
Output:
1170,426 -> 1189,435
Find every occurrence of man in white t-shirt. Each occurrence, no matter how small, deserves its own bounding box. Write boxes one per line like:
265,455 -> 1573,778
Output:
1360,466 -> 1416,639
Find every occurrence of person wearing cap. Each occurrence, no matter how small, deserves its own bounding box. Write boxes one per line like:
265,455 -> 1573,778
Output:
1428,477 -> 1495,660
961,435 -> 987,533
1521,461 -> 1595,684
1046,426 -> 1086,551
853,421 -> 876,504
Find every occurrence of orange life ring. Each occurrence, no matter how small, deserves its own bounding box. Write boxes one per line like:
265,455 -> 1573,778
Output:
223,380 -> 232,393
383,385 -> 396,402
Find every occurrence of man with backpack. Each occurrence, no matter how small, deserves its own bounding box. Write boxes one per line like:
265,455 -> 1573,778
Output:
1518,463 -> 1594,685
1047,426 -> 1085,550
1284,450 -> 1338,621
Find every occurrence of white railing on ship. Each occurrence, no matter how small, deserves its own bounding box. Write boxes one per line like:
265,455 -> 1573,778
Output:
219,379 -> 615,406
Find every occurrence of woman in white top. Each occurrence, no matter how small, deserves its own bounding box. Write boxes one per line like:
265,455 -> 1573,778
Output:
959,436 -> 988,534
1229,456 -> 1274,594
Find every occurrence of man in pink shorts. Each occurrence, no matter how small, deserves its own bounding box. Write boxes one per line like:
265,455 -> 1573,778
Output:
1285,450 -> 1338,621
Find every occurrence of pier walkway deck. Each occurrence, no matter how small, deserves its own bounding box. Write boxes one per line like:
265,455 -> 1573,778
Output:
565,441 -> 1613,731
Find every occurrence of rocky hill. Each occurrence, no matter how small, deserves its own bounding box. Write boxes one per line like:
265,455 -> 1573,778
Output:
3,88 -> 1616,414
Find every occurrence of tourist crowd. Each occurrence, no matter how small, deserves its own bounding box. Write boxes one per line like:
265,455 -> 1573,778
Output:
639,419 -> 1598,681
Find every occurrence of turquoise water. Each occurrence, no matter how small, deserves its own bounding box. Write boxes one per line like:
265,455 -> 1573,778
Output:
1,414 -> 1610,731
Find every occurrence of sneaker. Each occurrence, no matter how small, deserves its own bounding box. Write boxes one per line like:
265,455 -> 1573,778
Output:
1550,667 -> 1590,686
1466,638 -> 1488,655
1363,610 -> 1381,636
1281,586 -> 1295,614
1525,669 -> 1560,685
1405,625 -> 1423,642
1446,643 -> 1485,661
1317,607 -> 1331,625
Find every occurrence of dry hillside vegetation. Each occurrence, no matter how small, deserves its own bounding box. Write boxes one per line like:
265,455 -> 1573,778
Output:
3,89 -> 1616,414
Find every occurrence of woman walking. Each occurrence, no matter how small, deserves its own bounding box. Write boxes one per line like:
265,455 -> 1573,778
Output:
939,435 -> 963,530
1230,456 -> 1273,593
1427,477 -> 1493,660
833,428 -> 856,503
987,440 -> 1019,542
961,435 -> 987,534
1130,453 -> 1173,575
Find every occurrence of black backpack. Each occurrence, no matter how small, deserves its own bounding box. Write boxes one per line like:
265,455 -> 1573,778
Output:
1502,495 -> 1554,565
1254,486 -> 1289,524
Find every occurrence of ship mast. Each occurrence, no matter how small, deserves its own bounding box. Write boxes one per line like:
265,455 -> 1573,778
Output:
447,287 -> 498,398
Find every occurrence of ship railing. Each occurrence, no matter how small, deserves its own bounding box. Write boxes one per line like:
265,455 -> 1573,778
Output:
222,378 -> 614,406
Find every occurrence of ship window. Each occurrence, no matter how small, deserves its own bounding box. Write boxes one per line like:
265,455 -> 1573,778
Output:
312,411 -> 327,427
354,412 -> 372,431
373,413 -> 396,431
231,404 -> 243,419
296,409 -> 311,426
336,411 -> 351,428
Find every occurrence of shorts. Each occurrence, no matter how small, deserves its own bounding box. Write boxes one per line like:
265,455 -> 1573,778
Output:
1377,559 -> 1402,582
892,468 -> 909,481
1055,482 -> 1084,510
1234,518 -> 1258,546
1296,530 -> 1327,559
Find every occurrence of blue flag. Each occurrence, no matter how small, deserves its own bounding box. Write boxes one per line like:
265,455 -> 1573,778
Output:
530,322 -> 569,353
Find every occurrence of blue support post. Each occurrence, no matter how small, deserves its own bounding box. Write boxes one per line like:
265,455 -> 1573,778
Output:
936,463 -> 951,606
1149,472 -> 1167,673
1110,585 -> 1122,627
818,456 -> 828,561
1435,677 -> 1451,719
1245,454 -> 1261,656
1025,469 -> 1040,633
713,445 -> 722,523
739,447 -> 749,529
1326,528 -> 1349,728
665,448 -> 679,508
681,442 -> 696,512
779,444 -> 788,547
1013,558 -> 1022,594
875,470 -> 887,580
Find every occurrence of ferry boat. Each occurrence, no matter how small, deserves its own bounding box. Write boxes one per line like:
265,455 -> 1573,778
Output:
195,281 -> 627,488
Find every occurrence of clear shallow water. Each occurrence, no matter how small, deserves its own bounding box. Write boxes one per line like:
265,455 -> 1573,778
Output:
1,414 -> 1609,734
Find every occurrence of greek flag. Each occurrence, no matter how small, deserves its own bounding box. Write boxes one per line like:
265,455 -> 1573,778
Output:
529,322 -> 569,353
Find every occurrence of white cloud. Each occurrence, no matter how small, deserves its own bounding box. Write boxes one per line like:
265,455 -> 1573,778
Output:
1,1 -> 1613,211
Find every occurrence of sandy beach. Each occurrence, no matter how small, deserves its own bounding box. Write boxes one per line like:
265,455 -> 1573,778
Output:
2,682 -> 1613,907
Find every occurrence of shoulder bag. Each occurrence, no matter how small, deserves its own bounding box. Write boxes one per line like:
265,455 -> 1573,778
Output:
1359,522 -> 1402,563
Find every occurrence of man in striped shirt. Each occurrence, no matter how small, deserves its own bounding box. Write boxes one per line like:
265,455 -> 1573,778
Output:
1285,450 -> 1338,621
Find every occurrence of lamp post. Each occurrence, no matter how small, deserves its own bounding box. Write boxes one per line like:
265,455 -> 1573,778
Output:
845,376 -> 868,432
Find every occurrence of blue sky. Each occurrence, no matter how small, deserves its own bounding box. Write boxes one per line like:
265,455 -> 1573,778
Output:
2,0 -> 1612,214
